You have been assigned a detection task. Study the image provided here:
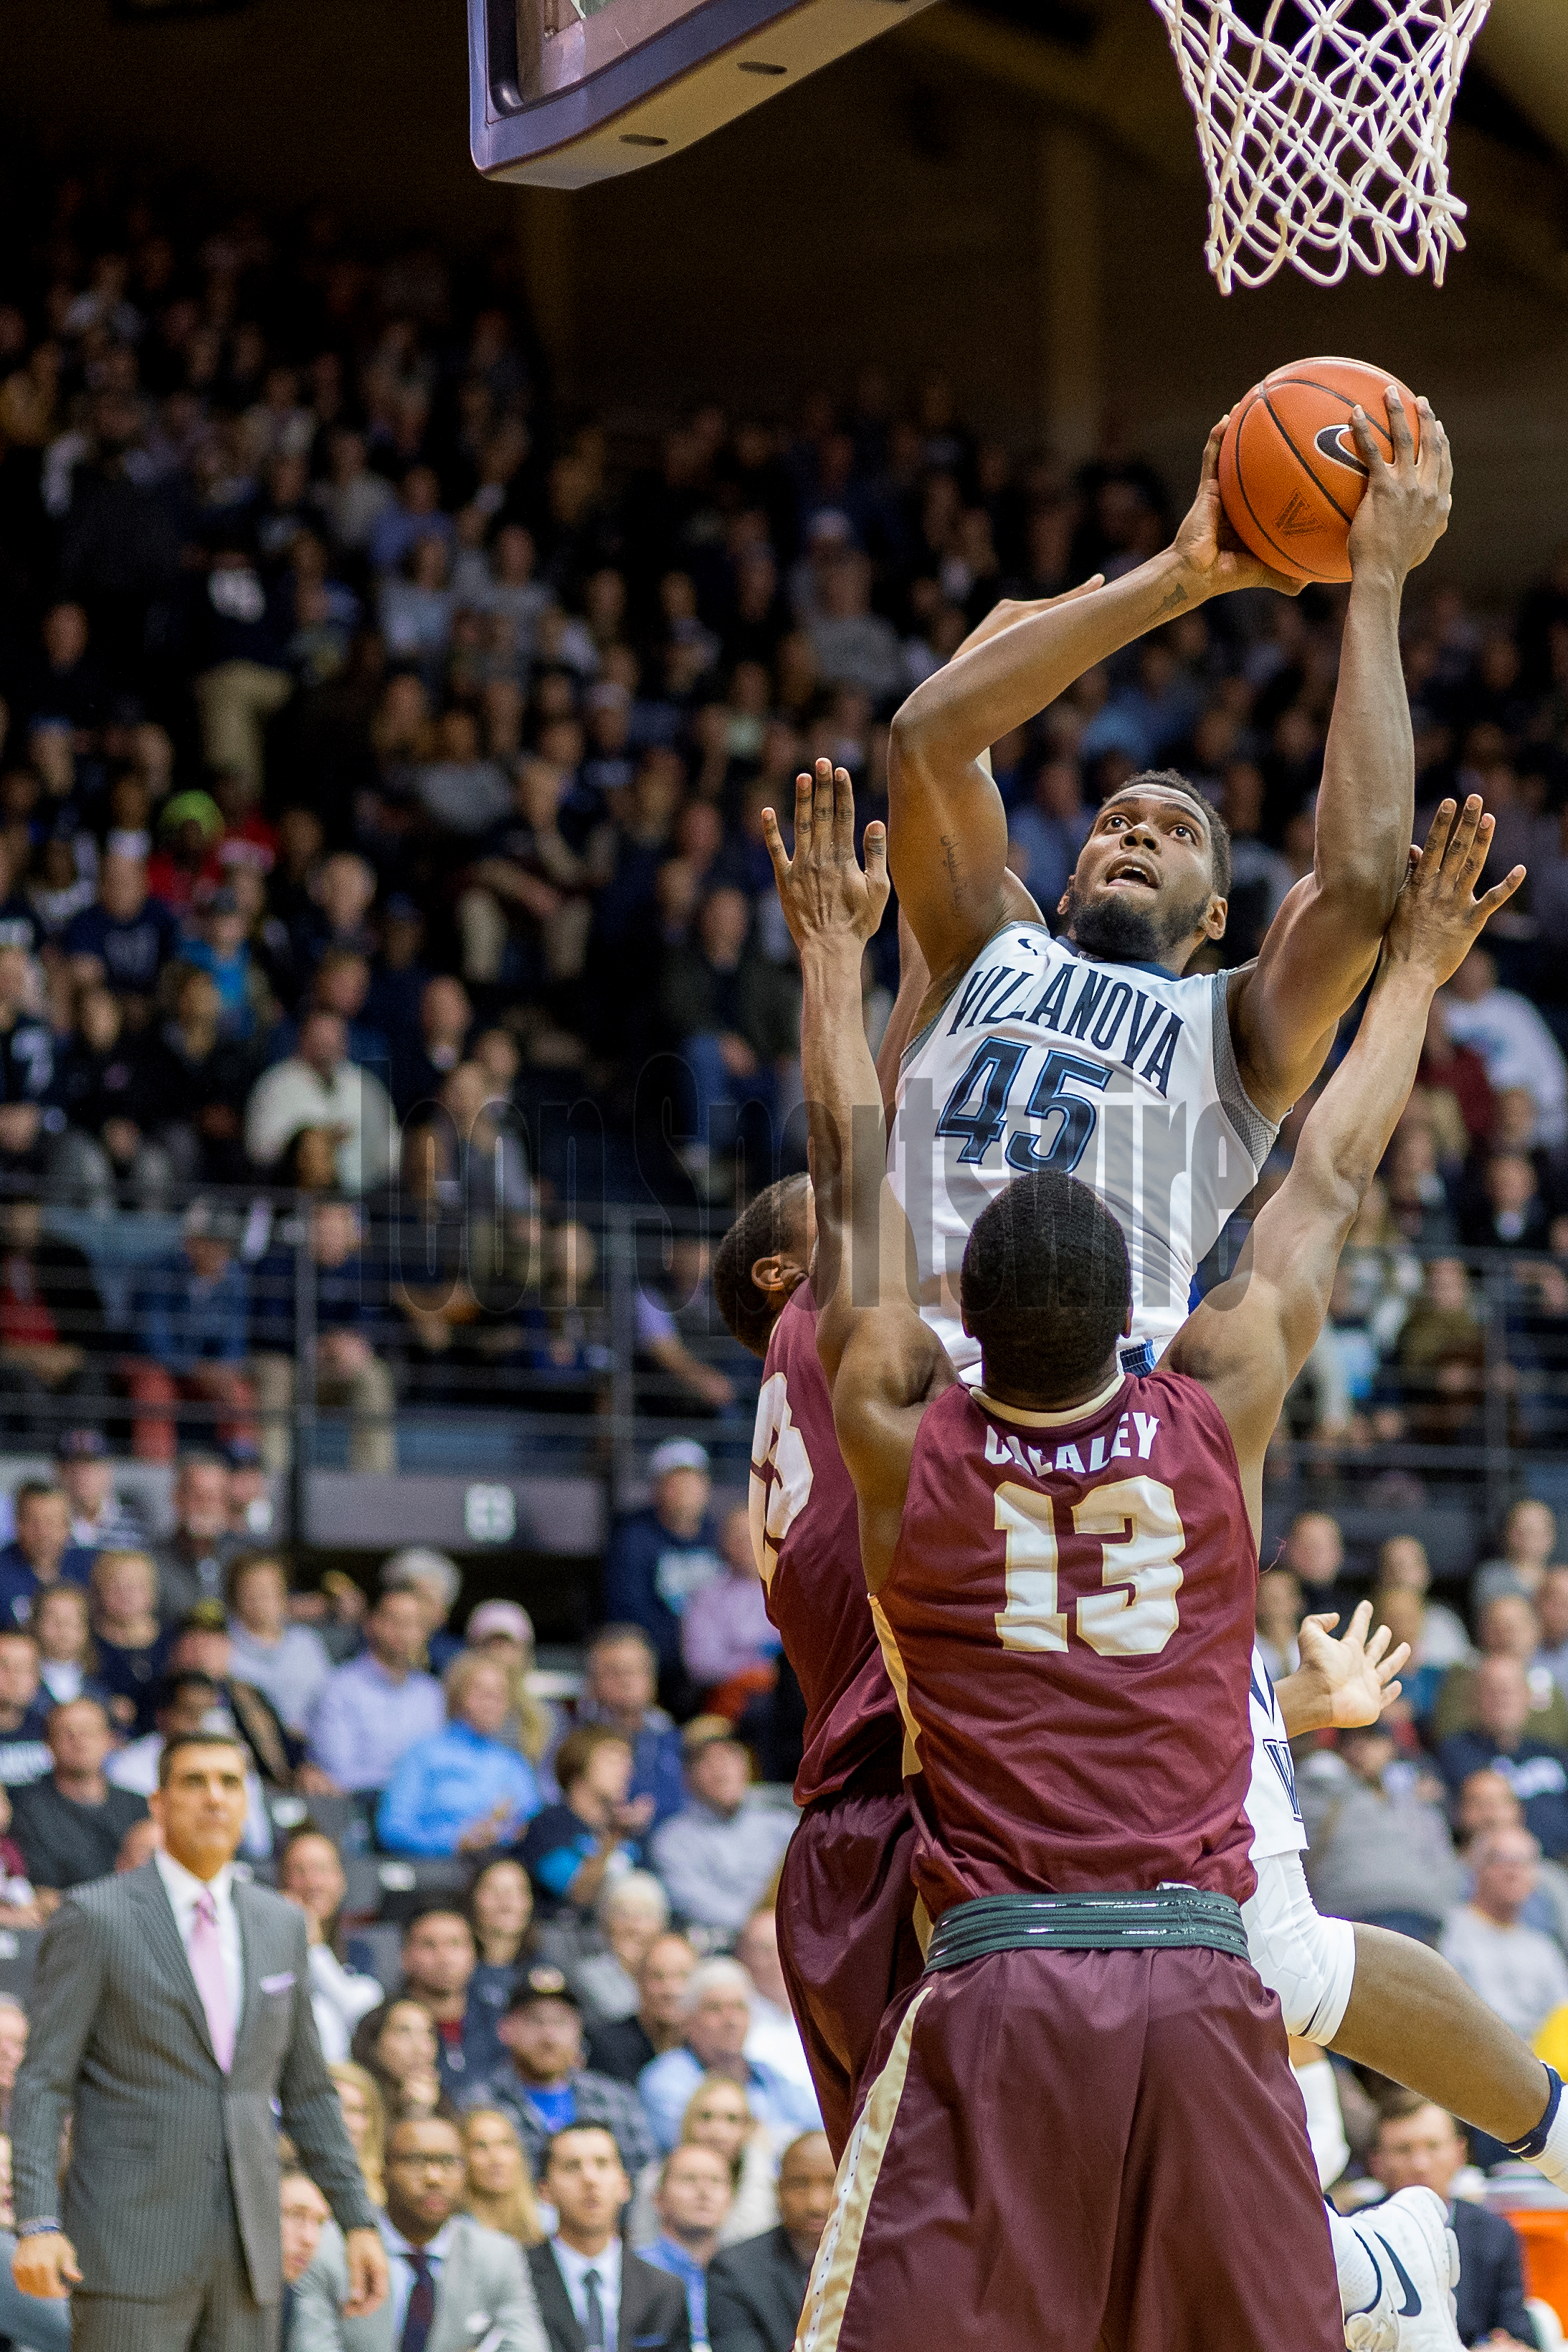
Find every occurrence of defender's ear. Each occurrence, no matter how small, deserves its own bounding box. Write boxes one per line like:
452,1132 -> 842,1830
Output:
750,1252 -> 804,1309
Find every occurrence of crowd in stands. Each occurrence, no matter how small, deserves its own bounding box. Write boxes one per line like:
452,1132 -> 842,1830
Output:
0,159 -> 1562,1467
0,1428 -> 828,2348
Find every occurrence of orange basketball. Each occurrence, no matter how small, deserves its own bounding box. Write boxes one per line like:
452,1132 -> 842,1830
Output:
1217,356 -> 1420,586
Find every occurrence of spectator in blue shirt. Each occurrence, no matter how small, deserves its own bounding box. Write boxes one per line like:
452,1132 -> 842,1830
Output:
639,1960 -> 821,2154
602,1441 -> 725,1691
574,1626 -> 686,1831
306,1585 -> 444,1793
642,2144 -> 733,2343
179,886 -> 255,1039
464,1966 -> 656,2182
0,1483 -> 95,1629
126,1200 -> 255,1461
132,1203 -> 251,1372
518,1725 -> 647,1920
63,853 -> 180,1012
249,1198 -> 395,1479
378,1654 -> 543,1857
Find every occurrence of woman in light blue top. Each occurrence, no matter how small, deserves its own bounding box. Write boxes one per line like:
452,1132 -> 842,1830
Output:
376,1653 -> 543,1857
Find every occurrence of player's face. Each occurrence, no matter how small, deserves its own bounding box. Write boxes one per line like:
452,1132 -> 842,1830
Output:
1061,792 -> 1222,966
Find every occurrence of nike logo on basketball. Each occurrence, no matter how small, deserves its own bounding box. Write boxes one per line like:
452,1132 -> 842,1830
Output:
1313,422 -> 1370,478
1275,490 -> 1317,536
1373,2232 -> 1423,2317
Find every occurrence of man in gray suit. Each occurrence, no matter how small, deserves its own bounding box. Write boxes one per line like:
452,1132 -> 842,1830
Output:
292,2115 -> 548,2352
10,1727 -> 390,2348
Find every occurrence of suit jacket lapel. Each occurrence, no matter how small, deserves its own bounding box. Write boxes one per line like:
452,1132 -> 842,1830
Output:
618,2255 -> 660,2352
430,2221 -> 487,2352
229,1879 -> 271,2070
768,2236 -> 809,2348
127,1861 -> 217,2062
532,2245 -> 587,2352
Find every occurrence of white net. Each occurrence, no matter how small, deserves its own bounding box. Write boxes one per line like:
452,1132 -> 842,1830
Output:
1146,0 -> 1492,292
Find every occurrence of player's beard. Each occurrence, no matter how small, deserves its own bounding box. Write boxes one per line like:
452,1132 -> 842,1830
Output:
1061,876 -> 1211,967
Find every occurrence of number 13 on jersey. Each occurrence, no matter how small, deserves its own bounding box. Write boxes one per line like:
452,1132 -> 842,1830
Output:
993,1474 -> 1186,1657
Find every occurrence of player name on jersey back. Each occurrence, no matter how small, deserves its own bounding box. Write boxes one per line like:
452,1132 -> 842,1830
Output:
874,1366 -> 1259,1918
889,922 -> 1278,1371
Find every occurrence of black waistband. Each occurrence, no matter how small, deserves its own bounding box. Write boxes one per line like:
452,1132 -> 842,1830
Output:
923,1887 -> 1251,1971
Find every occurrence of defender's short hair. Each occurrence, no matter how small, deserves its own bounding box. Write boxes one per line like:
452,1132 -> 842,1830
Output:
713,1176 -> 810,1357
1103,770 -> 1232,898
959,1170 -> 1131,1403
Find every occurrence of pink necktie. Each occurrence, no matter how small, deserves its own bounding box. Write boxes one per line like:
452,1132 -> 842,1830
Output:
188,1889 -> 234,2072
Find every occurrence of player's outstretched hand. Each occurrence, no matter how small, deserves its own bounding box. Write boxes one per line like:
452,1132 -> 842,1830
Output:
1346,388 -> 1451,585
764,759 -> 889,954
1384,795 -> 1525,983
1172,416 -> 1306,601
1277,1600 -> 1410,1737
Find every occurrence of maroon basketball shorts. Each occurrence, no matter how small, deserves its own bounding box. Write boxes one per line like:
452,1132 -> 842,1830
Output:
776,1784 -> 924,2162
796,1943 -> 1343,2352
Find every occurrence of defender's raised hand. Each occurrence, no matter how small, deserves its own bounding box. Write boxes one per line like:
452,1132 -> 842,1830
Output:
1384,795 -> 1525,983
1278,1601 -> 1410,1738
764,759 -> 890,954
1347,388 -> 1453,586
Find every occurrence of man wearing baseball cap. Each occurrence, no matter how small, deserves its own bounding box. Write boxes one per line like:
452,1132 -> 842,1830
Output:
602,1442 -> 724,1704
467,1965 -> 656,2182
53,1431 -> 146,1555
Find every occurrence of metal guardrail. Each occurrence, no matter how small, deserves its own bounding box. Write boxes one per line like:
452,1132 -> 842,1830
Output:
3,1175 -> 1564,1549
2,1178 -> 764,1547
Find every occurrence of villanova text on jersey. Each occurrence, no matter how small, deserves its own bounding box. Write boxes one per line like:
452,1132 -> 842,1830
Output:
890,924 -> 1279,1372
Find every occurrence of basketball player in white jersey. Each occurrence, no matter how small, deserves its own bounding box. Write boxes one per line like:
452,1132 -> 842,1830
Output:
863,397 -> 1568,2333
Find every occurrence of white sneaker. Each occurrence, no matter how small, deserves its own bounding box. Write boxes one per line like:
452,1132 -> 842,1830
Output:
1341,2188 -> 1462,2351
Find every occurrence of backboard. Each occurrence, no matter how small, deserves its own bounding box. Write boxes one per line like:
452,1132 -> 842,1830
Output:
469,0 -> 939,188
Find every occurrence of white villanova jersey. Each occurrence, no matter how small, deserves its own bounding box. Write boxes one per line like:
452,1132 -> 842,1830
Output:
890,921 -> 1279,1373
1248,1644 -> 1306,1861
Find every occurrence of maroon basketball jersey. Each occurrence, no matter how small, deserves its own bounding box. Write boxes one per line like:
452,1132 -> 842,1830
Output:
878,1366 -> 1258,1917
750,1286 -> 903,1807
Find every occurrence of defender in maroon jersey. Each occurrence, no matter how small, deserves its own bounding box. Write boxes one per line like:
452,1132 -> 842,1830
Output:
713,1189 -> 921,2159
765,762 -> 1520,2352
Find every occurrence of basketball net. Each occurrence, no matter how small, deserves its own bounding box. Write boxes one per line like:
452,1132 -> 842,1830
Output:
1146,0 -> 1491,292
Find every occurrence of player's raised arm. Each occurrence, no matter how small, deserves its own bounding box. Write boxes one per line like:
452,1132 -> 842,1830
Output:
1167,797 -> 1523,1519
886,427 -> 1301,989
1231,389 -> 1453,1122
763,762 -> 953,1586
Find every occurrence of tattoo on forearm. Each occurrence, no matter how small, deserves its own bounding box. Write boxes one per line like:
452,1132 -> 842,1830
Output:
940,833 -> 962,911
1156,584 -> 1188,617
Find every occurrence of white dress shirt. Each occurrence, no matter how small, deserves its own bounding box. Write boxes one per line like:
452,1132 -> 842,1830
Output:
551,2233 -> 622,2348
155,1847 -> 244,2031
379,2214 -> 453,2339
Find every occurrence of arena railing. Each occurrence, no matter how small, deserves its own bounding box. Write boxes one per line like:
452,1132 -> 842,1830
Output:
2,1175 -> 1564,1566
